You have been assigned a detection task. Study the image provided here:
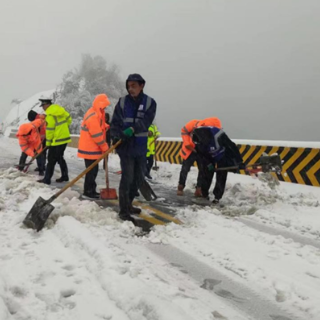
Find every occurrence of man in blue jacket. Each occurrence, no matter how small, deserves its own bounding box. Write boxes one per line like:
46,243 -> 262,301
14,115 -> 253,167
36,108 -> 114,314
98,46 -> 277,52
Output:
192,126 -> 244,204
111,74 -> 157,223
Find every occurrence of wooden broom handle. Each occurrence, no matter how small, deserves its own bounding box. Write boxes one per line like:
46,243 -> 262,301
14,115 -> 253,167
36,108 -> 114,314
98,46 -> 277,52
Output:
105,154 -> 109,189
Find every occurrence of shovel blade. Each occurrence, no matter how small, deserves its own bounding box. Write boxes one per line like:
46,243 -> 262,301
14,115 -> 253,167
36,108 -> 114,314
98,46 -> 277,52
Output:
23,197 -> 55,232
100,188 -> 118,200
139,180 -> 157,201
259,154 -> 282,174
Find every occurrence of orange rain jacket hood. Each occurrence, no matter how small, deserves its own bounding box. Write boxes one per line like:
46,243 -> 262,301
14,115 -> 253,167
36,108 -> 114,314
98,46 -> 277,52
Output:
197,117 -> 222,129
16,119 -> 44,157
180,119 -> 200,160
77,94 -> 111,160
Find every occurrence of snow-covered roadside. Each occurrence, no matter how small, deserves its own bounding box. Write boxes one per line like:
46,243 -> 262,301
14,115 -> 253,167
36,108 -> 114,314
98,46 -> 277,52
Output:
1,136 -> 320,319
0,137 -> 251,319
146,155 -> 320,319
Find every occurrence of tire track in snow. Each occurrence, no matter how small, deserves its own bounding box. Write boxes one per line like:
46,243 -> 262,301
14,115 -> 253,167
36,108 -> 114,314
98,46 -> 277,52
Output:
238,217 -> 320,250
148,243 -> 304,320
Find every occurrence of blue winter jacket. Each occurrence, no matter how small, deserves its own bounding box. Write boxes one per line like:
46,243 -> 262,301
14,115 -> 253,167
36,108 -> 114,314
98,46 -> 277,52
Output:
111,92 -> 157,157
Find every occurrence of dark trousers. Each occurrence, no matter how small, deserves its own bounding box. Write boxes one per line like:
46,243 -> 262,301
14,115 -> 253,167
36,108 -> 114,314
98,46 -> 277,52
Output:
119,155 -> 146,216
146,154 -> 154,175
18,152 -> 28,171
84,159 -> 99,195
44,144 -> 68,183
36,140 -> 47,172
178,152 -> 201,187
199,157 -> 228,200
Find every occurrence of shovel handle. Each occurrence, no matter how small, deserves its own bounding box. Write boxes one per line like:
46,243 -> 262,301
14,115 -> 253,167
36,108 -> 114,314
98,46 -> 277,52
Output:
52,140 -> 121,200
105,155 -> 109,189
215,165 -> 240,171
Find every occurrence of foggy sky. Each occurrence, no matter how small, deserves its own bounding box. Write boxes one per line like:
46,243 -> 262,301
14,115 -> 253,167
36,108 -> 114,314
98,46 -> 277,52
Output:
1,0 -> 319,141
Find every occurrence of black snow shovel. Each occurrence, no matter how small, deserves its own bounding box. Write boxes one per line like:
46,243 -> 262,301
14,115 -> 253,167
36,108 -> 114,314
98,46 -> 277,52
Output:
139,179 -> 158,201
215,154 -> 283,175
23,140 -> 122,232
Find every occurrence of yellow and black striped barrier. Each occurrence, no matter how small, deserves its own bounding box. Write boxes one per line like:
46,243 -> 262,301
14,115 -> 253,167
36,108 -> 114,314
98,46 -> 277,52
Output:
8,130 -> 320,187
155,140 -> 320,187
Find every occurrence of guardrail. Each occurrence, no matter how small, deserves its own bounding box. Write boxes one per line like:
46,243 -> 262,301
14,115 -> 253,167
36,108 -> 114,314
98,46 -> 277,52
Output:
155,138 -> 320,187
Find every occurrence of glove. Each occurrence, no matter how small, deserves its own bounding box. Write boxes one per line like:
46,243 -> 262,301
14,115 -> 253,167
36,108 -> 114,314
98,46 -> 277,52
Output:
238,162 -> 246,170
207,163 -> 215,172
123,127 -> 134,137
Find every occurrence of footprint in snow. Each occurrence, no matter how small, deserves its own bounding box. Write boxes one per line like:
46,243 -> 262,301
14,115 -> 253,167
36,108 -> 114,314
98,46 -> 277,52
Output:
60,288 -> 76,298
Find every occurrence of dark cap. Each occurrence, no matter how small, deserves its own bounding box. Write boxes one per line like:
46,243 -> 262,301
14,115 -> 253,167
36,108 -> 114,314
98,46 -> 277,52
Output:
39,99 -> 52,106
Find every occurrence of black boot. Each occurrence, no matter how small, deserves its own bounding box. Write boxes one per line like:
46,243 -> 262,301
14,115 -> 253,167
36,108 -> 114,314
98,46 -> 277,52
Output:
56,176 -> 69,183
37,179 -> 50,185
130,205 -> 142,215
119,214 -> 136,225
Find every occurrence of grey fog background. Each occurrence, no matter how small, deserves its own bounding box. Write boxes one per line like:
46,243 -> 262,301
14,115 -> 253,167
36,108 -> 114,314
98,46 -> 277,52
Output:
0,0 -> 319,141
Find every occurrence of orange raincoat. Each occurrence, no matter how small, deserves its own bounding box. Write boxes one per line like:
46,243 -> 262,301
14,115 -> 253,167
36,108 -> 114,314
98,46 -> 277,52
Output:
77,94 -> 110,160
16,119 -> 44,157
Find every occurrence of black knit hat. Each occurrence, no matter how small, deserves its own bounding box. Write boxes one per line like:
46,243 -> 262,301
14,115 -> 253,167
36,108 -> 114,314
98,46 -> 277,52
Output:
28,110 -> 38,122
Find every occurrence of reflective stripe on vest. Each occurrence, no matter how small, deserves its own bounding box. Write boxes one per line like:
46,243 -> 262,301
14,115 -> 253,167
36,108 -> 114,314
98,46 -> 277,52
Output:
96,139 -> 106,145
124,117 -> 134,123
213,129 -> 224,150
55,137 -> 70,142
182,126 -> 189,133
120,96 -> 152,110
85,112 -> 95,121
78,149 -> 102,155
135,132 -> 148,137
91,132 -> 103,138
53,116 -> 68,126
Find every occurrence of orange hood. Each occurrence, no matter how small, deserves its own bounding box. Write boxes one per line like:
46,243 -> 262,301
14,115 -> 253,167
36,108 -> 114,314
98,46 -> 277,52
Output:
198,117 -> 222,129
92,94 -> 110,112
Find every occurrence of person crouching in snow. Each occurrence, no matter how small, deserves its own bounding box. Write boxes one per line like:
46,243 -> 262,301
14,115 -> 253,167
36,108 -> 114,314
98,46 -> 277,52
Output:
192,124 -> 244,204
16,119 -> 44,173
27,110 -> 47,175
77,94 -> 110,199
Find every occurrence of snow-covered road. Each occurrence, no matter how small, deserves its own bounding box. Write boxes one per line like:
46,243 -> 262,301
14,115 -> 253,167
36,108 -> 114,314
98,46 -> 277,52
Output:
1,136 -> 320,320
